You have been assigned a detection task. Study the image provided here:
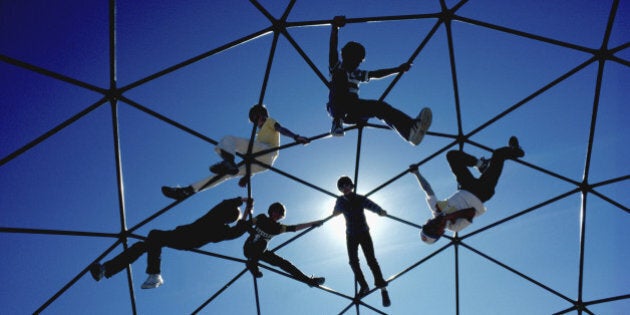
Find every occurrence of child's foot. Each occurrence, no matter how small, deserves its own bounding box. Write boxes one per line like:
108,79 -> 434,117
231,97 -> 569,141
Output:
141,274 -> 164,289
381,289 -> 391,307
238,176 -> 249,187
308,276 -> 325,287
475,157 -> 490,174
357,286 -> 370,298
89,263 -> 105,281
331,119 -> 344,137
247,261 -> 263,278
509,136 -> 525,158
161,186 -> 194,201
210,160 -> 239,175
408,107 -> 432,146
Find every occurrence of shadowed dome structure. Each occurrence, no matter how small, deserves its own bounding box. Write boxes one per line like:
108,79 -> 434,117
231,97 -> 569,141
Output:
1,1 -> 628,314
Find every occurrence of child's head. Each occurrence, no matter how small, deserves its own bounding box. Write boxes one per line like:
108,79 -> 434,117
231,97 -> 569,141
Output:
267,202 -> 286,221
249,104 -> 269,125
337,176 -> 354,194
341,41 -> 365,70
420,216 -> 445,244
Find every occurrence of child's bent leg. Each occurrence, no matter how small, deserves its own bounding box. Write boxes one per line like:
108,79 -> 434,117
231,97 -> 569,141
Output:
260,251 -> 312,283
144,228 -> 192,275
102,242 -> 146,278
476,147 -> 512,200
447,150 -> 479,191
355,99 -> 413,141
238,142 -> 277,176
215,135 -> 249,157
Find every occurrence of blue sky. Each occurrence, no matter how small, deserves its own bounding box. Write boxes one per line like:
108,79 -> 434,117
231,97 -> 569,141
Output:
1,0 -> 629,314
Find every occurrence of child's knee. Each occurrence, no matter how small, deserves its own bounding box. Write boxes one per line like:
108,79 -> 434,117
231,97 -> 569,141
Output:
446,150 -> 460,162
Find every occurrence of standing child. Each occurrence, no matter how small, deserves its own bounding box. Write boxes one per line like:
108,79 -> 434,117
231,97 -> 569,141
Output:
162,104 -> 310,200
244,202 -> 326,287
410,136 -> 525,244
90,197 -> 253,289
333,176 -> 391,307
327,15 -> 432,145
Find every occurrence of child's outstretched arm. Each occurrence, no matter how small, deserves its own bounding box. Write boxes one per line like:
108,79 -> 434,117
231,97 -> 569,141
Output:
293,219 -> 326,231
274,122 -> 310,144
330,16 -> 345,69
368,62 -> 412,80
409,164 -> 435,197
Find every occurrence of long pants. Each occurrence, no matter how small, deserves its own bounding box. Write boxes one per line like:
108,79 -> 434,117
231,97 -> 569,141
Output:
192,135 -> 278,192
346,232 -> 386,288
446,147 -> 515,202
328,98 -> 415,141
103,228 -> 201,276
244,243 -> 312,282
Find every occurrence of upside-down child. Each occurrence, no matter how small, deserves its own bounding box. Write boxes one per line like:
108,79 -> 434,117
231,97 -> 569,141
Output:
410,136 -> 525,244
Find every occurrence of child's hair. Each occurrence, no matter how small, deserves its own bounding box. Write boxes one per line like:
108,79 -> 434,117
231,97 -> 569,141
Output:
337,176 -> 354,191
267,202 -> 286,219
341,41 -> 365,61
249,104 -> 269,123
421,217 -> 443,244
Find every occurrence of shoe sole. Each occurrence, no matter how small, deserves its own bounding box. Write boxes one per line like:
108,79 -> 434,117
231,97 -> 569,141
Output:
508,136 -> 525,158
141,281 -> 163,289
409,107 -> 432,145
382,292 -> 391,307
210,163 -> 239,175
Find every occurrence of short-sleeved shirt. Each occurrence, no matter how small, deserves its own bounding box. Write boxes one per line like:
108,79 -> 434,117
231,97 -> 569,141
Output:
329,62 -> 370,101
425,190 -> 486,233
246,214 -> 297,251
256,117 -> 280,148
334,193 -> 384,236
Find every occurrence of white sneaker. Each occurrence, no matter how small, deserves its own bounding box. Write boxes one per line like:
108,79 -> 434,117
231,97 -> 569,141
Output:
141,274 -> 164,289
408,107 -> 432,146
330,119 -> 345,137
475,157 -> 490,174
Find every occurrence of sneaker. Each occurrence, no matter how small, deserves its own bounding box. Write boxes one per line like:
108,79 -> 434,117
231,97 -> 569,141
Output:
141,274 -> 164,289
161,186 -> 194,201
476,157 -> 490,174
381,289 -> 391,307
508,136 -> 525,158
408,107 -> 432,146
247,261 -> 263,278
89,263 -> 105,281
209,160 -> 239,175
357,286 -> 370,298
238,176 -> 249,187
308,276 -> 325,287
331,119 -> 344,137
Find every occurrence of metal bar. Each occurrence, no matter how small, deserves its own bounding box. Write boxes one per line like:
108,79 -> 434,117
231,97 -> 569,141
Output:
365,139 -> 458,197
462,188 -> 580,239
466,57 -> 596,139
191,269 -> 248,314
0,54 -> 108,94
444,15 -> 464,141
118,96 -> 218,145
1,98 -> 107,167
380,17 -> 443,101
453,16 -> 595,54
461,242 -> 575,304
119,28 -> 273,93
34,240 -> 122,313
0,227 -> 119,238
